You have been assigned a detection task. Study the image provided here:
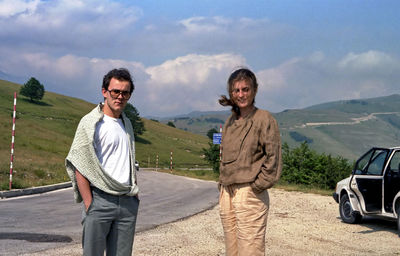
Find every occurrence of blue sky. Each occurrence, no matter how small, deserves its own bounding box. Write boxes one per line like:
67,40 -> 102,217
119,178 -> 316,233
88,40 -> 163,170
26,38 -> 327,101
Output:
0,0 -> 399,117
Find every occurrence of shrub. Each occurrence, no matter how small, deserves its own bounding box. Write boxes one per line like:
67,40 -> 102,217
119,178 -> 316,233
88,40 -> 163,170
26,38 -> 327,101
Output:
281,142 -> 353,189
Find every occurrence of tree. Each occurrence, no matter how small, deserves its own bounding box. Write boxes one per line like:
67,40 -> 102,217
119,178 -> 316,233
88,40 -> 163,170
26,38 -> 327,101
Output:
167,121 -> 176,128
203,142 -> 220,173
206,128 -> 218,140
20,77 -> 45,102
203,128 -> 221,173
124,103 -> 145,138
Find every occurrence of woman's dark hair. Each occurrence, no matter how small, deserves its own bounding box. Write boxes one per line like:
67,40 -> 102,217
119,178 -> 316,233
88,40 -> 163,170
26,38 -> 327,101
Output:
219,67 -> 258,115
102,68 -> 135,93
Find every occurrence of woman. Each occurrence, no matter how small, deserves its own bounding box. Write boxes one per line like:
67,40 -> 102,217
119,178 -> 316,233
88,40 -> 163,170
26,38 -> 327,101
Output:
218,68 -> 282,256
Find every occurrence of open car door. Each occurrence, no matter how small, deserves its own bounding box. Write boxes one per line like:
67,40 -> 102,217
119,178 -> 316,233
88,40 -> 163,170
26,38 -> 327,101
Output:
350,148 -> 389,213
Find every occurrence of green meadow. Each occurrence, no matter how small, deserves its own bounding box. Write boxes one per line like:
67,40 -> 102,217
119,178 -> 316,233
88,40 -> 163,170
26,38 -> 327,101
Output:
0,79 -> 209,190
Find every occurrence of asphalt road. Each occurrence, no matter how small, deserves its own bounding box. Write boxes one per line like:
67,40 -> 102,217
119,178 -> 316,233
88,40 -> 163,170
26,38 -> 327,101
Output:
0,171 -> 219,255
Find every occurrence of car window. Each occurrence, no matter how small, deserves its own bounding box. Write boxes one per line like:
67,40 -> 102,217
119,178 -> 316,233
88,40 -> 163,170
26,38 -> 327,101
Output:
366,150 -> 388,175
354,149 -> 374,174
389,151 -> 400,172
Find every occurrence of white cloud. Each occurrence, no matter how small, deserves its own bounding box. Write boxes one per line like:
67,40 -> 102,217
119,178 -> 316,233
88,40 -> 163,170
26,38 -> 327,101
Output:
0,49 -> 247,116
0,48 -> 146,103
0,0 -> 40,18
169,16 -> 290,58
142,53 -> 247,115
338,50 -> 398,72
1,0 -> 399,118
146,53 -> 245,87
2,48 -> 399,116
179,16 -> 231,34
254,50 -> 400,112
178,16 -> 274,35
0,3 -> 292,70
0,0 -> 142,53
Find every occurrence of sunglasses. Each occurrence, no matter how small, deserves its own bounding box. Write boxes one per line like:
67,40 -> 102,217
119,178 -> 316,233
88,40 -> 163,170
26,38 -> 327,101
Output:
107,89 -> 131,99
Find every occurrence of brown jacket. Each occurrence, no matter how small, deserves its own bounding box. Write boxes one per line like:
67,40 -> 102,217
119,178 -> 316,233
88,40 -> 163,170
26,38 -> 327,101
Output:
219,108 -> 282,193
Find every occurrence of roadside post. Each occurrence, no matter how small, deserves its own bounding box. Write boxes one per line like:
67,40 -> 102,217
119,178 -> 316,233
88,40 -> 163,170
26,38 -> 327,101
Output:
9,92 -> 17,190
156,154 -> 159,171
170,151 -> 173,172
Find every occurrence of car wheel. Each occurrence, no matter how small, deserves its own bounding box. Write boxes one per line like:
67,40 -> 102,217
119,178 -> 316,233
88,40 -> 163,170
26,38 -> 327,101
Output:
339,194 -> 361,224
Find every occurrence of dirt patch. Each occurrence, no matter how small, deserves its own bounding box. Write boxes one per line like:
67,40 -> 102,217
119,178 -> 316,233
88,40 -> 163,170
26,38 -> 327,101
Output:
24,188 -> 400,255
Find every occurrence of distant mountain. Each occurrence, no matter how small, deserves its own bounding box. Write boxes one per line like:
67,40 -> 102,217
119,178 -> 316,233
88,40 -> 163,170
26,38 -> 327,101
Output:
165,94 -> 400,161
276,94 -> 400,160
0,71 -> 27,84
157,110 -> 231,136
146,110 -> 230,121
305,94 -> 400,113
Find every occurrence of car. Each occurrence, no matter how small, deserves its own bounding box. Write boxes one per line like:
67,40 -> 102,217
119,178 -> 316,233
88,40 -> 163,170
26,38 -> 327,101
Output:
333,146 -> 400,235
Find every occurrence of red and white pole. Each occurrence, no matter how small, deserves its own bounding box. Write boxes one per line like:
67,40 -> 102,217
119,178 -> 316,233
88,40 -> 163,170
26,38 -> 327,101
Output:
219,125 -> 222,161
9,92 -> 17,190
170,151 -> 173,171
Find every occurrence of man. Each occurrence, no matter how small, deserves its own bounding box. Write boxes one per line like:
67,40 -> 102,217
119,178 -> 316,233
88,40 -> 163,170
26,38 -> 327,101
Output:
66,68 -> 139,256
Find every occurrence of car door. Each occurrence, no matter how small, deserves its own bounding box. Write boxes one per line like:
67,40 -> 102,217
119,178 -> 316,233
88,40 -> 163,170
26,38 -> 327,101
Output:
384,150 -> 400,213
351,148 -> 389,213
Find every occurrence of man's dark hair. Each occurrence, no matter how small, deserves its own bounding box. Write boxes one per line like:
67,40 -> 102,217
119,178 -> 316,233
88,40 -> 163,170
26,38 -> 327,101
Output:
102,68 -> 135,93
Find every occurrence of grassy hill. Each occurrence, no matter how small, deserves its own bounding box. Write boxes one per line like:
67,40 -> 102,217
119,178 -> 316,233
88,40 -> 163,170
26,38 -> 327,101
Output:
2,76 -> 399,189
163,94 -> 400,161
0,79 -> 208,190
278,94 -> 400,160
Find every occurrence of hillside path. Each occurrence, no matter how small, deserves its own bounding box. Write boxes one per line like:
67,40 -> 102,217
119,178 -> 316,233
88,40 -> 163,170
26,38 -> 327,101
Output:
292,111 -> 400,129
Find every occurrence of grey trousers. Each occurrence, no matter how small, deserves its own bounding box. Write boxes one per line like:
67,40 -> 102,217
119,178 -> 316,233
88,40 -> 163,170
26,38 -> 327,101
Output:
82,187 -> 139,256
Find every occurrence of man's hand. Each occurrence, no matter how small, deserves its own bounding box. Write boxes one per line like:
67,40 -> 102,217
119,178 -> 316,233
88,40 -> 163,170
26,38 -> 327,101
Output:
84,198 -> 92,212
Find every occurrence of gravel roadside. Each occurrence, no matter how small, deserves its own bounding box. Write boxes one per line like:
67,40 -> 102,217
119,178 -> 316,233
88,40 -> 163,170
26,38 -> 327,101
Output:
24,188 -> 400,255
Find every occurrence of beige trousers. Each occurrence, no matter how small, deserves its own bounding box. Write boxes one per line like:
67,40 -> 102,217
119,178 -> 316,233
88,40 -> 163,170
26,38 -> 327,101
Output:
219,183 -> 270,256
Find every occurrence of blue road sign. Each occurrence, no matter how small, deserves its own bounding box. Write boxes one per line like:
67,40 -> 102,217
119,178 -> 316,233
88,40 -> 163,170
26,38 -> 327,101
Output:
213,133 -> 222,144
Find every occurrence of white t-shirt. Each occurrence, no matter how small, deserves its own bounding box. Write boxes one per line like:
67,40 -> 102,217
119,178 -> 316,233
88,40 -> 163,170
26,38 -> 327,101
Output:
94,114 -> 131,185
